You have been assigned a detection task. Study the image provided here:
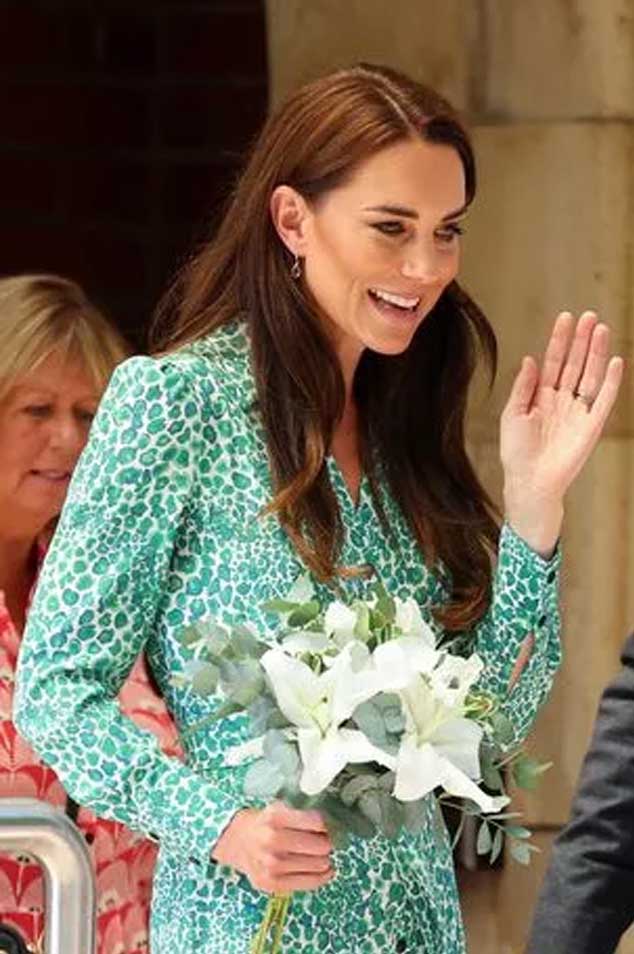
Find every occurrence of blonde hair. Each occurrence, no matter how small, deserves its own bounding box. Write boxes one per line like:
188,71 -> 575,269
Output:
0,273 -> 130,401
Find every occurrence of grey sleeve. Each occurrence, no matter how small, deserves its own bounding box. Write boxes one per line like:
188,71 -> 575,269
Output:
526,632 -> 634,954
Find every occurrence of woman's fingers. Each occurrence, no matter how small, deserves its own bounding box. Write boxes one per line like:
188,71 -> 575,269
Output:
270,827 -> 332,857
539,311 -> 575,389
588,356 -> 625,426
265,801 -> 328,833
574,322 -> 611,403
558,311 -> 599,393
504,356 -> 539,417
268,852 -> 333,875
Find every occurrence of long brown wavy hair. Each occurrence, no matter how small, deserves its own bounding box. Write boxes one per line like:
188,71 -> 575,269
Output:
152,63 -> 500,631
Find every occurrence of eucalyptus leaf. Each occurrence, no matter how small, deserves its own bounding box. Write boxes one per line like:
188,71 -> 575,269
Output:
504,825 -> 532,840
230,625 -> 266,659
219,658 -> 264,708
244,758 -> 284,799
373,580 -> 396,624
321,795 -> 377,841
490,712 -> 516,747
512,754 -> 552,791
353,694 -> 404,753
248,696 -> 287,735
178,624 -> 203,648
450,811 -> 466,850
509,839 -> 531,866
340,774 -> 378,807
476,821 -> 492,856
287,601 -> 321,628
191,663 -> 219,697
263,730 -> 300,782
403,798 -> 427,834
194,620 -> 231,656
490,827 -> 504,864
358,789 -> 403,839
378,770 -> 396,793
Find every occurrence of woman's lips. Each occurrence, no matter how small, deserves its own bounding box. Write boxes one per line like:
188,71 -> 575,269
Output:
367,289 -> 420,321
29,469 -> 71,484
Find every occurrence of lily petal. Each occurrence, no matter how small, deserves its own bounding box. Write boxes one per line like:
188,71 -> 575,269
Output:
282,631 -> 331,655
261,649 -> 333,729
324,601 -> 358,646
394,598 -> 437,647
372,638 -> 440,691
393,737 -> 509,813
430,716 -> 483,779
298,727 -> 396,795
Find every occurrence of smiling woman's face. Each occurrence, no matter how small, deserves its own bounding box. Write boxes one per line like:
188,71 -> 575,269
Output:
0,349 -> 99,536
301,137 -> 466,361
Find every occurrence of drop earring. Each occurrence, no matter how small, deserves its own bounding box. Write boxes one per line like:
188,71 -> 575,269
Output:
290,254 -> 302,280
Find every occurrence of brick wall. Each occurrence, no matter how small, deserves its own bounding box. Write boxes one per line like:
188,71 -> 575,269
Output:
0,0 -> 268,346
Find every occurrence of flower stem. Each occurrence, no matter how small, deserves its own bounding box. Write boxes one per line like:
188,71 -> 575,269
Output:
250,893 -> 292,954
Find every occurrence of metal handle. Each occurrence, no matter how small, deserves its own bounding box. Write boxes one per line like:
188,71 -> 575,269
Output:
0,798 -> 95,954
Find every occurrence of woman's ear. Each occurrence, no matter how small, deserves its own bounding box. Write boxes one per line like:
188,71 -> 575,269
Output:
270,185 -> 311,257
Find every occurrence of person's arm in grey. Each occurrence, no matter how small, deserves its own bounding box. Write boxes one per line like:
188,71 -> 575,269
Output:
526,632 -> 634,954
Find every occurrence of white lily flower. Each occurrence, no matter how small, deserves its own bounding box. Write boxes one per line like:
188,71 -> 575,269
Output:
430,653 -> 484,708
260,643 -> 395,795
371,637 -> 440,690
392,674 -> 509,813
394,597 -> 437,647
282,630 -> 331,655
324,601 -> 359,648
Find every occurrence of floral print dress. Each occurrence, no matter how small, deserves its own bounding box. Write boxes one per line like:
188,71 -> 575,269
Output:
14,321 -> 562,954
0,553 -> 181,954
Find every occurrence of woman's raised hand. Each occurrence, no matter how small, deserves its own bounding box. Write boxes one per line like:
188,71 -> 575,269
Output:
500,311 -> 624,557
211,801 -> 335,894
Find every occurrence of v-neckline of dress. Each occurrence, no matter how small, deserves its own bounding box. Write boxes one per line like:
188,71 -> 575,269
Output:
326,455 -> 368,516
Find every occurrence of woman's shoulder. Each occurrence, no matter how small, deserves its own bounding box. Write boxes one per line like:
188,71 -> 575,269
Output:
106,320 -> 255,420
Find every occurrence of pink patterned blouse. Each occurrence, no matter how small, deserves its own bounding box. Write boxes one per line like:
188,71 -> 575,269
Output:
0,548 -> 182,954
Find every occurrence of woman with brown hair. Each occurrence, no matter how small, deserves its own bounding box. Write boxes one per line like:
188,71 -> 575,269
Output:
0,274 -> 180,954
15,67 -> 622,953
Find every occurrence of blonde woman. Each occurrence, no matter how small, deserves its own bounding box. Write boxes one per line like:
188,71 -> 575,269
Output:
0,275 -> 180,954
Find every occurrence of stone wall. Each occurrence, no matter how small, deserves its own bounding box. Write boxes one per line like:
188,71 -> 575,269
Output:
265,2 -> 634,950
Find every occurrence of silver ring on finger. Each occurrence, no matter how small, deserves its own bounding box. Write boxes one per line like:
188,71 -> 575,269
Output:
573,390 -> 594,409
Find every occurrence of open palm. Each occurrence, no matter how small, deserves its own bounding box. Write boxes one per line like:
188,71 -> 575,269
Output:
500,311 -> 624,502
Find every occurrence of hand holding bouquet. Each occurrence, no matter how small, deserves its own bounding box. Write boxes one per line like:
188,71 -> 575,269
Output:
176,576 -> 549,953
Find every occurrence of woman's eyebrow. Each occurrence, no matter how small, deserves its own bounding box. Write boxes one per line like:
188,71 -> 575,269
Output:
364,204 -> 418,219
364,202 -> 469,221
442,204 -> 468,221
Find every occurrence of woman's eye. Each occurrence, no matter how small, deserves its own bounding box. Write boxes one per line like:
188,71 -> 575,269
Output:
76,409 -> 96,425
24,405 -> 51,418
372,221 -> 406,236
435,224 -> 465,244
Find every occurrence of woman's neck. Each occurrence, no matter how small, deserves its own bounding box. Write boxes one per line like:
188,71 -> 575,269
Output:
0,532 -> 38,633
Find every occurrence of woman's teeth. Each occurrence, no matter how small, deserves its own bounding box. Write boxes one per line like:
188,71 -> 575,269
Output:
369,288 -> 420,312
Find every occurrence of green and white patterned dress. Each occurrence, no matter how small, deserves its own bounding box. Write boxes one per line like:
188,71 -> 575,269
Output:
15,320 -> 561,954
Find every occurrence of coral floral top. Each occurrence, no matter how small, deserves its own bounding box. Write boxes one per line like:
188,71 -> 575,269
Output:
0,546 -> 181,954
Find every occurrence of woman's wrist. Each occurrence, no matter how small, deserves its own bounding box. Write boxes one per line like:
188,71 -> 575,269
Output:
503,487 -> 564,560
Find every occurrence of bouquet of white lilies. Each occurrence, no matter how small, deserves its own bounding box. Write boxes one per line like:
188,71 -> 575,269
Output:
176,576 -> 549,954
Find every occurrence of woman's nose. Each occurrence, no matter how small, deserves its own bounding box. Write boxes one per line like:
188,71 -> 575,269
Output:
47,414 -> 87,458
400,242 -> 447,283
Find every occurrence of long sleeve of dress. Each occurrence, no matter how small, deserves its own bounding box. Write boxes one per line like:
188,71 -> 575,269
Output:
14,356 -> 243,867
469,523 -> 562,746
